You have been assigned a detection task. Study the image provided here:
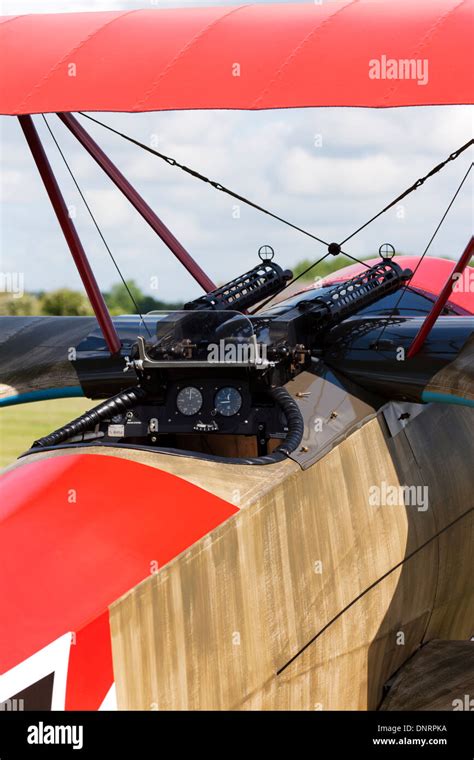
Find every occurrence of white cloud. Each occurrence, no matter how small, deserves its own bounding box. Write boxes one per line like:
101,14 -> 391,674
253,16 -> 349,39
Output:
1,62 -> 472,300
83,188 -> 134,228
0,168 -> 39,203
277,148 -> 408,197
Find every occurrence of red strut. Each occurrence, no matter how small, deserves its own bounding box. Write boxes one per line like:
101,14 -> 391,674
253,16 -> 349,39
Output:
57,112 -> 216,293
407,236 -> 474,358
18,114 -> 121,355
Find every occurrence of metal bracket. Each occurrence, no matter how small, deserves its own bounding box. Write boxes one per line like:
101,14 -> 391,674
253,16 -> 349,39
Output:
128,336 -> 275,370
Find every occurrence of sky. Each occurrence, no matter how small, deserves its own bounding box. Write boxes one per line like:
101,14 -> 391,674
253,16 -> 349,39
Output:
0,0 -> 473,302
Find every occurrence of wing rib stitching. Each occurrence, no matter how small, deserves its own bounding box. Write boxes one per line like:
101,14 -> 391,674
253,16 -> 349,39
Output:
16,10 -> 141,112
381,0 -> 468,104
251,0 -> 360,109
132,5 -> 250,110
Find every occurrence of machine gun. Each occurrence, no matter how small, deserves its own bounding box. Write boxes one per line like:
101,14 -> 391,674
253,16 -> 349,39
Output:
184,246 -> 293,312
30,252 -> 474,459
69,251 -> 412,395
259,258 -> 412,350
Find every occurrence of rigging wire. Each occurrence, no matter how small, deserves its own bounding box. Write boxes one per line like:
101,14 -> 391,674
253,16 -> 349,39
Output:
373,161 -> 473,347
42,115 -> 151,336
337,251 -> 371,269
78,113 -> 472,251
78,112 -> 472,301
75,113 -> 375,294
78,112 -> 330,248
340,138 -> 473,246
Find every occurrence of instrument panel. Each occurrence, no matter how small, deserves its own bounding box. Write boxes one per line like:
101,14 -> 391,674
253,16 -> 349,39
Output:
169,379 -> 249,432
175,384 -> 244,418
100,377 -> 287,442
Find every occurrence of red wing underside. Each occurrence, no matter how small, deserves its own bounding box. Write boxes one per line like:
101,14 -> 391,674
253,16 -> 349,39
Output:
0,0 -> 472,115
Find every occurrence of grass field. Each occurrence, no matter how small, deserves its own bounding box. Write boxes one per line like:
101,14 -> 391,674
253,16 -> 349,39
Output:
0,398 -> 92,469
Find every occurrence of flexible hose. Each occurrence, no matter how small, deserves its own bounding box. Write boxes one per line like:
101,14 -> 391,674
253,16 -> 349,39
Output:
30,386 -> 304,463
268,386 -> 305,457
31,386 -> 147,448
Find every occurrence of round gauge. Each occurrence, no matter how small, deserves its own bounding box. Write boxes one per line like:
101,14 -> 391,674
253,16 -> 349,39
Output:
176,386 -> 203,416
214,386 -> 242,417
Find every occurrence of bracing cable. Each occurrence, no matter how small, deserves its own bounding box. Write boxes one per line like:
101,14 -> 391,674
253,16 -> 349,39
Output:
77,112 -> 472,300
340,139 -> 473,246
374,162 -> 473,346
78,112 -> 330,247
43,115 -> 151,336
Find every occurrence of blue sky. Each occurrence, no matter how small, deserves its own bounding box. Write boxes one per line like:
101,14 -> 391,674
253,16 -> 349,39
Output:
1,0 -> 472,301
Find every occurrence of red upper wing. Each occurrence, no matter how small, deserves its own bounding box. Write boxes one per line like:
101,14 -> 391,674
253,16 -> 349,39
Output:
0,1 -> 472,115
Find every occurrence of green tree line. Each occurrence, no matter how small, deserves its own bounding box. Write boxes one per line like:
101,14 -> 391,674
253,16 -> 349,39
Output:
1,254 -> 470,316
0,280 -> 183,316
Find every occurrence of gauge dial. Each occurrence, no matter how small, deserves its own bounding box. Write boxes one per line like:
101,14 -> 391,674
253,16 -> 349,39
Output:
214,386 -> 242,417
176,386 -> 203,416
